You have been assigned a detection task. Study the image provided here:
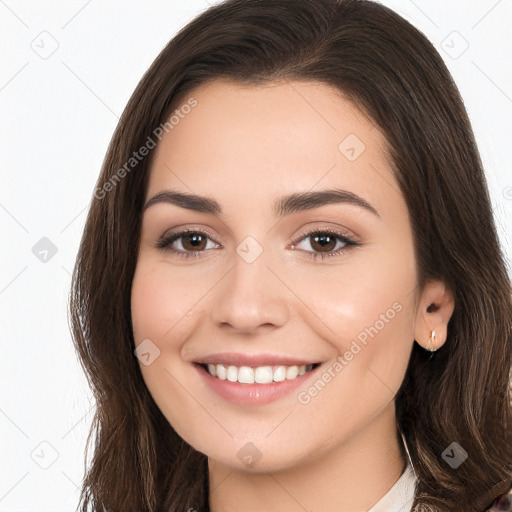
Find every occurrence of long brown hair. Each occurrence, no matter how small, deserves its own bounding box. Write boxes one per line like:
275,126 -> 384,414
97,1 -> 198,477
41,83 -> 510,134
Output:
69,0 -> 512,510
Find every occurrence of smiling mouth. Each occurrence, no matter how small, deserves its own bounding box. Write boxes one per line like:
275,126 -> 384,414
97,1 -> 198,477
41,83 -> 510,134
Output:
198,362 -> 321,384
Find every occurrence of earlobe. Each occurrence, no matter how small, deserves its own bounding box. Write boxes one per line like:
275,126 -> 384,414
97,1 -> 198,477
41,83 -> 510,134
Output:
414,280 -> 455,352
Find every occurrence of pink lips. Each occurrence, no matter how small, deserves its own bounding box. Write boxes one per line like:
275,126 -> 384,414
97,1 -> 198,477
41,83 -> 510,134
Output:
193,353 -> 322,406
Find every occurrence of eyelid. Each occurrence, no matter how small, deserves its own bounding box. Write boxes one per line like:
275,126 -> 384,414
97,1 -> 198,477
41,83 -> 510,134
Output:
289,225 -> 358,248
288,226 -> 359,260
159,225 -> 221,244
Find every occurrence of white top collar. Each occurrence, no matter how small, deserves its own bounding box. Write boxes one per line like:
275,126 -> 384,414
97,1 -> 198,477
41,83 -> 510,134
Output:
366,432 -> 418,512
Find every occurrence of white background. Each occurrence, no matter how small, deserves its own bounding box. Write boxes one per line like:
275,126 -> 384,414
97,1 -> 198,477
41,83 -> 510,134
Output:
1,1 -> 511,510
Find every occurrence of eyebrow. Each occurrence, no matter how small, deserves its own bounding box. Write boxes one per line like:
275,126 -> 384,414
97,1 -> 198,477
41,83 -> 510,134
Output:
143,188 -> 381,218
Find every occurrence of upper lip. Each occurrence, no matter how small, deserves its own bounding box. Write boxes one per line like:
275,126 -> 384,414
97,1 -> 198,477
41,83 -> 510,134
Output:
194,352 -> 319,367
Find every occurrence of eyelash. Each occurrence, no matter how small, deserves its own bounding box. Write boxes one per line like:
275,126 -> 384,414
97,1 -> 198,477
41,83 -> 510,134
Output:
155,227 -> 359,260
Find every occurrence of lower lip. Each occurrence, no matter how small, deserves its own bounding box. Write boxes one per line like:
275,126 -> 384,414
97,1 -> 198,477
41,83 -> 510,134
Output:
194,363 -> 321,406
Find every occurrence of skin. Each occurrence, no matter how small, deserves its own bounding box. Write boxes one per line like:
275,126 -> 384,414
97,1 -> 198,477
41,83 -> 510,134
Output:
131,78 -> 455,511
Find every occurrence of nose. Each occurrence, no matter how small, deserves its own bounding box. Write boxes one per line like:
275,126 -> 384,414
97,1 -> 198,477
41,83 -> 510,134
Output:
210,247 -> 290,335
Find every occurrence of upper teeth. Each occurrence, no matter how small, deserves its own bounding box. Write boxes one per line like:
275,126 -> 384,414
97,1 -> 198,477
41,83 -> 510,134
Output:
206,364 -> 314,384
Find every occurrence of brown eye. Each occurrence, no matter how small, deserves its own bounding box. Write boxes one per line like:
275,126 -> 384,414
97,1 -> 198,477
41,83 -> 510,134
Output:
181,232 -> 208,251
291,229 -> 359,260
309,233 -> 338,253
156,229 -> 220,257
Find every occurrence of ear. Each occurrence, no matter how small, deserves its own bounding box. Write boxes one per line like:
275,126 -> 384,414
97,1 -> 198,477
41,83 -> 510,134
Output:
414,279 -> 455,351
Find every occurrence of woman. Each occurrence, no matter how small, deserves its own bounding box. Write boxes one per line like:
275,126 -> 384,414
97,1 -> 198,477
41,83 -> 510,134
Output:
70,0 -> 512,510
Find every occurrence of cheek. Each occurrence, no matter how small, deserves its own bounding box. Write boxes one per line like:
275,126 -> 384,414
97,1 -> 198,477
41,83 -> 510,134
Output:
131,265 -> 161,342
130,263 -> 190,401
287,246 -> 416,347
287,245 -> 416,396
130,261 -> 209,442
131,261 -> 210,343
285,259 -> 416,446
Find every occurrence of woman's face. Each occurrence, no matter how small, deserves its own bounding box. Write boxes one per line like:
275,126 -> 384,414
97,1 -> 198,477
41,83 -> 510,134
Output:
131,78 -> 419,472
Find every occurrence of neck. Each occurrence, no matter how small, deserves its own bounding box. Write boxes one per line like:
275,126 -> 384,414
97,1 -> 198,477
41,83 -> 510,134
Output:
208,404 -> 406,512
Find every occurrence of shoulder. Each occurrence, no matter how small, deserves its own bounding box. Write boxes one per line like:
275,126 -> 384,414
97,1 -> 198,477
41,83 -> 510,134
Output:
485,487 -> 512,511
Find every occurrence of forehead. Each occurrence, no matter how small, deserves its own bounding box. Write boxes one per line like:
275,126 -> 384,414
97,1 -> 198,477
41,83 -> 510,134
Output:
147,78 -> 400,215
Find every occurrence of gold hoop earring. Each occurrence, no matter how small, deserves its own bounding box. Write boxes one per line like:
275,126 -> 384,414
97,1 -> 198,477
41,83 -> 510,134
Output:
426,330 -> 438,352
